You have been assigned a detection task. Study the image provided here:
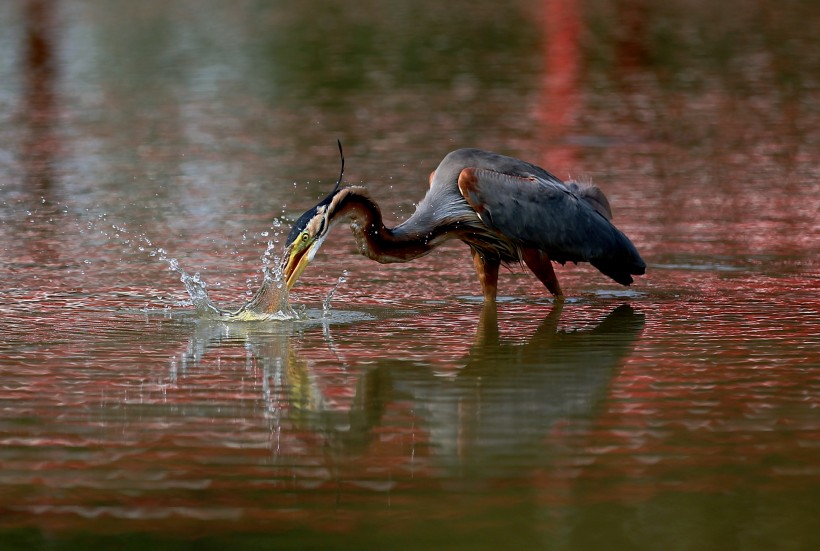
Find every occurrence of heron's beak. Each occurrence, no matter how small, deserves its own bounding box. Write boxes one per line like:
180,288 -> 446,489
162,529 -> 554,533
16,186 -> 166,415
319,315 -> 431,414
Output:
282,235 -> 327,290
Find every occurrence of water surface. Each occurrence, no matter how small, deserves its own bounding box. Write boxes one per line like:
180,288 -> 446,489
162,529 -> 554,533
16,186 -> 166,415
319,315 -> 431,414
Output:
1,0 -> 818,549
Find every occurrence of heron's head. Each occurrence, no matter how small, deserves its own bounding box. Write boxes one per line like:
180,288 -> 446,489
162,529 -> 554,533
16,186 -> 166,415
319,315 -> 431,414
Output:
281,140 -> 346,290
282,189 -> 342,289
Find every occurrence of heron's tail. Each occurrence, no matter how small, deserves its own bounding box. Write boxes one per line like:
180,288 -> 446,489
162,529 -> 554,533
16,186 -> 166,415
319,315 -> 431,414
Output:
566,180 -> 645,285
589,230 -> 646,286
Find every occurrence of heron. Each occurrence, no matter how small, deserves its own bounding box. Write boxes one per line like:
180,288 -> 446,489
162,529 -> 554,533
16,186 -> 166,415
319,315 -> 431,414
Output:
282,147 -> 645,301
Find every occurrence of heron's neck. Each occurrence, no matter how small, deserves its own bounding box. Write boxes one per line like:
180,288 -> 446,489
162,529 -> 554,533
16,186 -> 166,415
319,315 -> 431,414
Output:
332,187 -> 438,263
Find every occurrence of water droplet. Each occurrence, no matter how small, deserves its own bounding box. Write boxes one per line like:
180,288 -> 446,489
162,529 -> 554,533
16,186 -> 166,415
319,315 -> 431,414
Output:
323,270 -> 349,314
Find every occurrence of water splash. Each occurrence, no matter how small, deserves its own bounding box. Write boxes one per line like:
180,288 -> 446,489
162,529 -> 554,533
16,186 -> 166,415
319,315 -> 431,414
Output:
113,223 -> 299,321
225,241 -> 297,321
152,249 -> 222,317
322,270 -> 349,316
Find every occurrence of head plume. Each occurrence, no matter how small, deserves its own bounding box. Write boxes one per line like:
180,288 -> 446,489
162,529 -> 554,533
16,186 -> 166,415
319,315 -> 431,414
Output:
285,140 -> 345,246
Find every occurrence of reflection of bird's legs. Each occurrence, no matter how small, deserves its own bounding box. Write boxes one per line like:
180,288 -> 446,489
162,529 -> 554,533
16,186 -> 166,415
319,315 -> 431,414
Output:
522,248 -> 564,298
474,300 -> 500,348
517,298 -> 565,357
532,297 -> 565,339
470,248 -> 500,302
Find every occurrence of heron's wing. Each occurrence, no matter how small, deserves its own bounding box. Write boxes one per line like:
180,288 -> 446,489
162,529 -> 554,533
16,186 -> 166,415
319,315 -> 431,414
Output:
457,168 -> 645,285
566,181 -> 612,221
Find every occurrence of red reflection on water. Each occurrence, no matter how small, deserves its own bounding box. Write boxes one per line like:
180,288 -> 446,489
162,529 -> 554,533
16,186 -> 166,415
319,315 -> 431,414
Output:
22,0 -> 59,192
16,0 -> 62,268
534,293 -> 820,511
1,0 -> 819,545
536,0 -> 581,177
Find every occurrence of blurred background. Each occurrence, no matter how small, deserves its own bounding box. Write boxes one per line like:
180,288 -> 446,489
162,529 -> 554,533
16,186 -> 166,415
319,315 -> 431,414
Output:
0,1 -> 818,549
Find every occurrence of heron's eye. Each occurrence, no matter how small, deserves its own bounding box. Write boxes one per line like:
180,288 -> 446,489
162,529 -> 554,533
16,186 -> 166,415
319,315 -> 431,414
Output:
301,233 -> 309,242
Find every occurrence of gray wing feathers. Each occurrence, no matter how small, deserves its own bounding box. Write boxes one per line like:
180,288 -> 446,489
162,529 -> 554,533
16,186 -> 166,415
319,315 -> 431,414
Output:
467,169 -> 645,285
567,181 -> 612,221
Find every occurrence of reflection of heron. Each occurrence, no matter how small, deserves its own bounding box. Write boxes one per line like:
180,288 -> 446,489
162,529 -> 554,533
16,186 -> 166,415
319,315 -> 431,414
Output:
175,319 -> 389,457
172,302 -> 643,481
388,302 -> 645,475
283,148 -> 645,300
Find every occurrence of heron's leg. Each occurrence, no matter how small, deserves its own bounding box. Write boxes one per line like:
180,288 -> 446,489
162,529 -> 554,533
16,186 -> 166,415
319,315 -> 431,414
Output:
470,249 -> 499,302
522,248 -> 563,298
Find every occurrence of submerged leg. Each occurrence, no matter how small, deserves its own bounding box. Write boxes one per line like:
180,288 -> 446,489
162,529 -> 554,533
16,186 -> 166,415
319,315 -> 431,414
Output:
470,248 -> 500,302
522,248 -> 563,298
